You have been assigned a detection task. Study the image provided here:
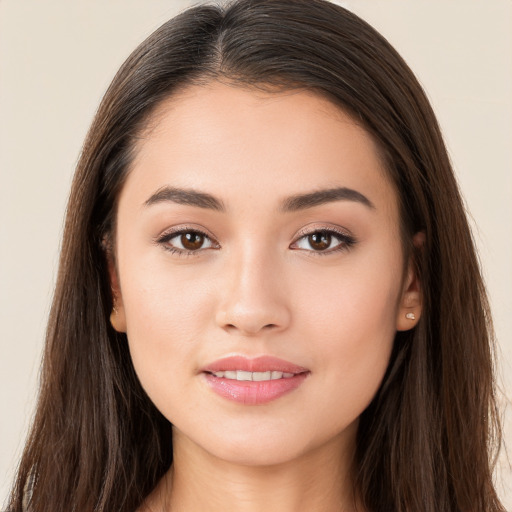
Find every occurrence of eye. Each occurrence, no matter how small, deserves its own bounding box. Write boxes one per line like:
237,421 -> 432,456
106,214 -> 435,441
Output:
157,228 -> 218,255
291,228 -> 356,254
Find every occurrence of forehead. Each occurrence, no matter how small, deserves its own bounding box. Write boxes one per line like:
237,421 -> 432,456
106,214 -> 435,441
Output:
123,82 -> 398,221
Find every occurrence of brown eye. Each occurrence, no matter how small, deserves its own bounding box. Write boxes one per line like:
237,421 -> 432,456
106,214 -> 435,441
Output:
180,232 -> 205,250
308,232 -> 331,251
291,228 -> 355,255
159,229 -> 216,254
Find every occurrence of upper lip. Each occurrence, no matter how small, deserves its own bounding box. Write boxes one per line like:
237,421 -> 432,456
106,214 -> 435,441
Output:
202,355 -> 309,374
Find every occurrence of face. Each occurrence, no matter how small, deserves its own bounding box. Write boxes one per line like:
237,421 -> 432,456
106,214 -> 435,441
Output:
110,83 -> 421,466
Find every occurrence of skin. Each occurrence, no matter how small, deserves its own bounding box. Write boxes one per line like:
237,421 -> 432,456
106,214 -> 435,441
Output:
109,83 -> 422,512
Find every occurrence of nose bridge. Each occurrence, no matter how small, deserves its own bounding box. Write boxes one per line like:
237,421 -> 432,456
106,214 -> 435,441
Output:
215,238 -> 290,335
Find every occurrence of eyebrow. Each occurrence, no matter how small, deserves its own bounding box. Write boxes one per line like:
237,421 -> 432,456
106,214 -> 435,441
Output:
279,187 -> 375,212
144,186 -> 225,211
143,186 -> 375,212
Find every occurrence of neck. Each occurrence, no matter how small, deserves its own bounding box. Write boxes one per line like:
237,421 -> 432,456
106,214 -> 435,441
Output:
143,423 -> 363,512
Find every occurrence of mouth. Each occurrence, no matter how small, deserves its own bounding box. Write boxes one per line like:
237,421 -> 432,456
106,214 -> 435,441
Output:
207,370 -> 297,381
201,355 -> 310,405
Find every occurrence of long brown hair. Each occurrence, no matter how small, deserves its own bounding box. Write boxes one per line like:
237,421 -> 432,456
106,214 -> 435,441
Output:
7,1 -> 504,511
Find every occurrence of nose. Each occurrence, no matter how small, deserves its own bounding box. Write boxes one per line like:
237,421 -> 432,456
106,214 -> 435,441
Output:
215,247 -> 291,337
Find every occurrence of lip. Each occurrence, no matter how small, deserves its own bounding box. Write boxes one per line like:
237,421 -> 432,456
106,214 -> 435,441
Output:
201,355 -> 310,405
202,355 -> 308,374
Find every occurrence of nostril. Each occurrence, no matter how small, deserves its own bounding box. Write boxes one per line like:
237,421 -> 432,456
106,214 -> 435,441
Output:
222,322 -> 279,336
216,302 -> 291,336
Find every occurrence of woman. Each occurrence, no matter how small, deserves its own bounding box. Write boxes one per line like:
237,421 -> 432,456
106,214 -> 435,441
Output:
6,0 -> 505,511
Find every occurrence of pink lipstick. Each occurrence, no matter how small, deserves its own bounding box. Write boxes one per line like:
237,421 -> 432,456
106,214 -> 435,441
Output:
201,356 -> 309,405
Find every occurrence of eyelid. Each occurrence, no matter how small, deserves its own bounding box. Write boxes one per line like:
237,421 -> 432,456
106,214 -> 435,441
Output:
155,224 -> 216,240
293,223 -> 353,241
290,224 -> 357,255
154,223 -> 356,257
154,225 -> 220,254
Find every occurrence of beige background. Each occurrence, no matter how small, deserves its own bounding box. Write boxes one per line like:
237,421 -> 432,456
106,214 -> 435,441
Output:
1,0 -> 511,507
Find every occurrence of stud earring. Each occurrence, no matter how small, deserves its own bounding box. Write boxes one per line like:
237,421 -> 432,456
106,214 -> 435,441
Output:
405,312 -> 416,320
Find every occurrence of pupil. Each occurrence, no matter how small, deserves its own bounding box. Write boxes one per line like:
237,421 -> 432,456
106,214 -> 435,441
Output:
181,232 -> 203,250
309,232 -> 331,250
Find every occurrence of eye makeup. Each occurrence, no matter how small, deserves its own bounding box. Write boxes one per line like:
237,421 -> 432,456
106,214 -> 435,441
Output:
154,225 -> 219,257
154,224 -> 357,258
290,225 -> 357,256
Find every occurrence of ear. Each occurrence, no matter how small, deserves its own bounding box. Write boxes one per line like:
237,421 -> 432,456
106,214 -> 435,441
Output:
107,252 -> 127,333
396,232 -> 424,331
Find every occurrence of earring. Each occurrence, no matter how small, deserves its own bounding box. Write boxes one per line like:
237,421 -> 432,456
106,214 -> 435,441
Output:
405,312 -> 416,320
110,309 -> 117,327
110,299 -> 119,329
109,296 -> 126,333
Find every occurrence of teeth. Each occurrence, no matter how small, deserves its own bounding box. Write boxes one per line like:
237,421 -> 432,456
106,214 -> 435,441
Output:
211,370 -> 296,381
237,370 -> 252,381
252,371 -> 271,381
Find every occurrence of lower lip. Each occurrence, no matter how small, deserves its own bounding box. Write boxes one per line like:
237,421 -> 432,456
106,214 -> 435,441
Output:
203,373 -> 309,405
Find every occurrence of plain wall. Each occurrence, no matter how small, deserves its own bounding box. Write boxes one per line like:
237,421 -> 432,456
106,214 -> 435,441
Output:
1,0 -> 511,507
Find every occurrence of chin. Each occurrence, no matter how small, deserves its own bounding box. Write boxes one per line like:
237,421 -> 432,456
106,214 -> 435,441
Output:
207,439 -> 308,467
187,419 -> 350,468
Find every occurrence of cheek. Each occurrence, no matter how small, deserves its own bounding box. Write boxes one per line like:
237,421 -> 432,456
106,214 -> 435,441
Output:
295,249 -> 402,345
119,259 -> 216,396
122,254 -> 214,334
293,252 -> 402,416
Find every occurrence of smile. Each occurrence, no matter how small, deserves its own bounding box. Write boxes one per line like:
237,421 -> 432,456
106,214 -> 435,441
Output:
210,370 -> 295,381
202,356 -> 310,405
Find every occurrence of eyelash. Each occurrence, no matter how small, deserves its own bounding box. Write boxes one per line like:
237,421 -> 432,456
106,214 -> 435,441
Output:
156,226 -> 218,258
292,226 -> 357,256
155,226 -> 357,257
